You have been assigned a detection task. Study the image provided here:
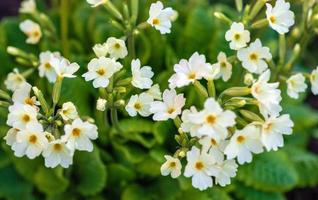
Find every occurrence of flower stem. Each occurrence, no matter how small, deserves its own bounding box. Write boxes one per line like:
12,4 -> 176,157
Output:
207,80 -> 216,97
60,0 -> 69,57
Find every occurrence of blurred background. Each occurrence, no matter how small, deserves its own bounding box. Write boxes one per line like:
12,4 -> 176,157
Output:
0,0 -> 317,200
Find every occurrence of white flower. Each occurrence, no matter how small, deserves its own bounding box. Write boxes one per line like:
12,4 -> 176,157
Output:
42,139 -> 73,168
211,159 -> 238,187
105,37 -> 128,59
12,82 -> 38,108
237,39 -> 272,74
286,73 -> 307,99
225,22 -> 250,50
147,1 -> 175,34
261,114 -> 293,151
7,104 -> 38,130
224,125 -> 263,164
93,43 -> 108,58
310,67 -> 318,95
96,98 -> 107,111
212,52 -> 232,82
50,57 -> 80,79
38,51 -> 61,83
125,93 -> 153,117
19,19 -> 42,44
4,128 -> 19,147
4,69 -> 26,91
188,98 -> 236,140
160,155 -> 182,178
251,70 -> 282,117
12,122 -> 48,159
19,0 -> 36,13
87,0 -> 107,7
184,147 -> 215,191
266,0 -> 295,34
199,136 -> 226,164
63,118 -> 98,152
149,89 -> 185,121
146,84 -> 162,100
131,59 -> 154,89
168,52 -> 210,88
60,102 -> 78,121
180,107 -> 201,137
83,57 -> 123,88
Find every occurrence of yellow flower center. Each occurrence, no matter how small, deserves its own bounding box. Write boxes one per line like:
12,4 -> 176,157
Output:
152,18 -> 160,25
24,98 -> 35,106
53,143 -> 63,152
211,138 -> 217,146
22,114 -> 31,123
236,135 -> 245,143
269,15 -> 276,24
249,53 -> 258,61
167,108 -> 175,114
264,122 -> 273,132
206,115 -> 216,124
188,72 -> 196,80
114,43 -> 121,49
134,103 -> 142,110
169,161 -> 176,168
234,33 -> 241,41
29,134 -> 37,144
195,161 -> 204,170
44,62 -> 51,69
220,61 -> 227,68
72,128 -> 81,137
96,68 -> 106,76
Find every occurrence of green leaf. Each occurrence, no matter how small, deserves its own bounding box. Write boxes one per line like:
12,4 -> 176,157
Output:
74,148 -> 107,196
284,147 -> 318,187
237,151 -> 298,192
121,184 -> 153,200
136,155 -> 161,177
234,183 -> 285,200
107,163 -> 136,186
34,167 -> 69,195
11,156 -> 42,182
153,121 -> 174,144
206,187 -> 233,200
0,166 -> 34,200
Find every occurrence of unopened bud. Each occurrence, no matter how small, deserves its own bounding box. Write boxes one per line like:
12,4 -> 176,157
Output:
96,98 -> 107,111
214,12 -> 232,25
114,99 -> 125,107
222,87 -> 251,97
244,73 -> 254,86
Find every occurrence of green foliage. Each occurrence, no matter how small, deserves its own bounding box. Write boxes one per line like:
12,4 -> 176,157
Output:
234,183 -> 285,200
237,151 -> 298,192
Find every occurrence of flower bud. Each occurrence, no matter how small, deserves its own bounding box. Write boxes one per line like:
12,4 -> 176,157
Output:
244,73 -> 254,86
93,43 -> 108,58
96,98 -> 107,111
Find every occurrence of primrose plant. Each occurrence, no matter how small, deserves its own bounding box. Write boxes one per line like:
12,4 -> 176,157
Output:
1,0 -> 318,192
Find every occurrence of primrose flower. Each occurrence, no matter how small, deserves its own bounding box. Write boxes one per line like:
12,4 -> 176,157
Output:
19,19 -> 42,44
12,83 -> 38,108
125,93 -> 153,117
38,51 -> 61,83
146,84 -> 162,100
19,0 -> 36,14
286,73 -> 307,99
184,147 -> 215,191
180,107 -> 201,137
82,57 -> 123,88
12,122 -> 48,159
50,57 -> 80,79
149,89 -> 185,121
93,43 -> 108,58
4,128 -> 19,147
251,70 -> 282,117
212,52 -> 232,82
147,1 -> 175,34
63,118 -> 98,152
131,59 -> 154,89
310,67 -> 318,95
7,104 -> 38,130
168,52 -> 210,88
225,22 -> 250,50
261,114 -> 293,151
199,136 -> 226,164
187,98 -> 236,140
42,139 -> 73,168
266,0 -> 295,34
87,0 -> 107,7
4,69 -> 26,91
237,39 -> 272,74
211,159 -> 238,187
224,125 -> 263,164
160,155 -> 182,179
60,102 -> 78,121
105,37 -> 128,59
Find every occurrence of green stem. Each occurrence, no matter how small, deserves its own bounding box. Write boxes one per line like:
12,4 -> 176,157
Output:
193,81 -> 208,98
110,108 -> 123,133
60,0 -> 69,57
127,32 -> 136,59
278,34 -> 286,67
173,116 -> 182,128
207,80 -> 216,97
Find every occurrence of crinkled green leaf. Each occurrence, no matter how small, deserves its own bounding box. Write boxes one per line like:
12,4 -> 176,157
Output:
237,151 -> 298,192
234,183 -> 285,200
74,148 -> 107,196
